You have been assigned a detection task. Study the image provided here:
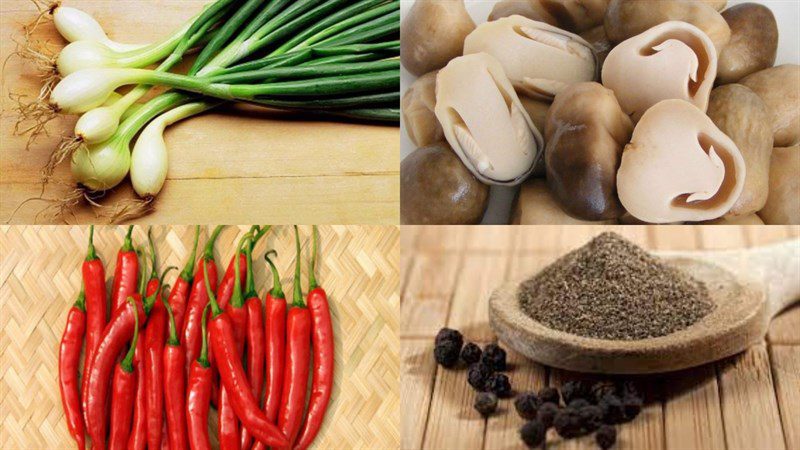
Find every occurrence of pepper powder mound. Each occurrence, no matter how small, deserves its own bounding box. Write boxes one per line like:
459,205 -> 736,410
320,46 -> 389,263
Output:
518,232 -> 714,340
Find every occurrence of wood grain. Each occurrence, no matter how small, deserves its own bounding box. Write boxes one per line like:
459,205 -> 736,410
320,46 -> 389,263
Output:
0,0 -> 398,224
402,225 -> 800,450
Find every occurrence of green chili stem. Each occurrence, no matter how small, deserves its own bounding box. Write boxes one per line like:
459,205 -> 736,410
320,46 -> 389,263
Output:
143,266 -> 176,314
163,292 -> 179,346
85,225 -> 98,261
147,227 -> 158,280
198,304 -> 211,367
181,225 -> 201,282
309,225 -> 319,291
122,225 -> 134,251
204,225 -> 225,261
230,233 -> 251,309
136,246 -> 148,296
120,296 -> 139,373
292,225 -> 305,308
265,250 -> 284,299
74,284 -> 86,311
203,260 -> 222,317
244,240 -> 257,299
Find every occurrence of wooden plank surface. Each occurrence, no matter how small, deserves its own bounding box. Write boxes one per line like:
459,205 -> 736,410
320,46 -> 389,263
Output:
401,225 -> 800,450
0,1 -> 398,224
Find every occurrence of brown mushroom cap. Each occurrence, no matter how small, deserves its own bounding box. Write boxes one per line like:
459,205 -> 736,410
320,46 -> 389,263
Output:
758,145 -> 800,225
717,3 -> 778,85
402,71 -> 443,147
512,179 -> 617,224
400,0 -> 476,76
602,21 -> 717,120
488,0 -> 610,33
706,84 -> 773,216
604,0 -> 731,53
740,65 -> 800,147
400,143 -> 489,225
617,99 -> 746,223
544,82 -> 632,220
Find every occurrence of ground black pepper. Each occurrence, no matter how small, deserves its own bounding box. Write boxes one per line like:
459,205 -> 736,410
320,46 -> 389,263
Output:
518,232 -> 714,340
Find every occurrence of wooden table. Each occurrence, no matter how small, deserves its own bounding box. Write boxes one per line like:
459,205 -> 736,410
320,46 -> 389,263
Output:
0,1 -> 399,224
401,225 -> 800,450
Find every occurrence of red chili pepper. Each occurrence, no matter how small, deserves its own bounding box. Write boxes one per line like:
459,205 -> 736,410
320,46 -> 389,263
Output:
295,226 -> 335,450
186,305 -> 212,450
202,261 -> 289,448
59,287 -> 86,450
111,225 -> 138,313
162,295 -> 188,450
168,226 -> 200,333
240,242 -> 265,450
219,235 -> 251,450
83,292 -> 148,450
127,328 -> 147,450
277,226 -> 312,449
80,225 -> 107,429
182,225 -> 223,375
144,230 -> 176,450
108,298 -> 140,450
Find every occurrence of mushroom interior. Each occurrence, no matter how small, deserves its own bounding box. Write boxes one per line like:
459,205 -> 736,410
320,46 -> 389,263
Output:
602,21 -> 717,120
616,99 -> 745,223
435,53 -> 542,185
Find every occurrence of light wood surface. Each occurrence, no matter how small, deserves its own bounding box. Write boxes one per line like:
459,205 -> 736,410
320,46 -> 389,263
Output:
401,225 -> 800,450
0,1 -> 399,224
0,225 -> 400,449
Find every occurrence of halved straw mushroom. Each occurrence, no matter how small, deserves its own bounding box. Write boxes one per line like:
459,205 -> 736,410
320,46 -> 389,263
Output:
489,0 -> 610,33
401,71 -> 443,147
463,16 -> 597,101
604,0 -> 730,54
545,82 -> 632,220
602,21 -> 717,121
617,99 -> 746,223
434,53 -> 543,185
400,0 -> 476,76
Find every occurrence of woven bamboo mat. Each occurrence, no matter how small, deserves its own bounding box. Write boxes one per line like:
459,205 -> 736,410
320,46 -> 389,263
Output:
0,225 -> 400,449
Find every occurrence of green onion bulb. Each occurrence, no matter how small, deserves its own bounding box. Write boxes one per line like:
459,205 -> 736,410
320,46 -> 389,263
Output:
70,137 -> 131,192
56,41 -> 121,76
53,6 -> 146,52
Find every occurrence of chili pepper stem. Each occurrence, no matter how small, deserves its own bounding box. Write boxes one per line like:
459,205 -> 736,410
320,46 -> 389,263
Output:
144,266 -> 176,313
204,225 -> 224,261
198,304 -> 211,367
122,225 -> 134,252
264,250 -> 284,299
120,297 -> 139,372
231,232 -> 251,308
181,225 -> 200,281
86,225 -> 98,261
147,226 -> 158,279
162,292 -> 179,345
203,261 -> 223,316
309,225 -> 319,291
292,225 -> 305,308
75,285 -> 86,310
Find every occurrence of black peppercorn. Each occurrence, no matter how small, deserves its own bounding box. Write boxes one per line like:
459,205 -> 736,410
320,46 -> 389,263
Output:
579,405 -> 603,432
474,392 -> 498,417
617,380 -> 640,399
553,407 -> 587,438
520,420 -> 546,448
568,398 -> 591,410
461,342 -> 482,365
467,363 -> 492,391
481,343 -> 507,371
538,386 -> 561,405
435,327 -> 463,348
591,381 -> 617,403
514,392 -> 542,420
561,380 -> 592,404
433,340 -> 460,368
598,394 -> 625,424
485,373 -> 512,398
596,425 -> 617,449
622,394 -> 643,420
536,402 -> 559,429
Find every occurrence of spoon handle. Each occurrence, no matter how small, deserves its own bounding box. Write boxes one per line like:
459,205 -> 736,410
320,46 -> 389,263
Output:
680,239 -> 800,318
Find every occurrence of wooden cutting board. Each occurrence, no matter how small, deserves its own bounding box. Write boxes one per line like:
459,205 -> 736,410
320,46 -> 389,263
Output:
0,0 -> 399,224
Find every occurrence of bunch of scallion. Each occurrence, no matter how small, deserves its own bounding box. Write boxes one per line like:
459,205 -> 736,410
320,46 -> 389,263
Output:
18,0 -> 399,220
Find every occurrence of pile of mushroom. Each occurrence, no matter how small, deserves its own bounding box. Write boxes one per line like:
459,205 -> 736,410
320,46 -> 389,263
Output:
400,0 -> 799,225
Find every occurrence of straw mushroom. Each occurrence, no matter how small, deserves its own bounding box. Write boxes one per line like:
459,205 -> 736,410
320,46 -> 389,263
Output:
704,1 -> 727,11
602,21 -> 717,121
400,0 -> 476,76
617,99 -> 746,223
604,0 -> 731,54
463,16 -> 597,101
488,0 -> 610,33
401,143 -> 489,224
434,53 -> 543,185
579,26 -> 613,68
401,71 -> 443,147
758,145 -> 800,225
740,65 -> 800,147
706,84 -> 773,216
717,3 -> 778,85
512,179 -> 617,224
544,82 -> 631,220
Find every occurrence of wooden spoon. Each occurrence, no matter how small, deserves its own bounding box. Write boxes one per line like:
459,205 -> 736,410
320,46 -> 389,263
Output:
488,239 -> 800,374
